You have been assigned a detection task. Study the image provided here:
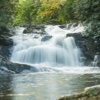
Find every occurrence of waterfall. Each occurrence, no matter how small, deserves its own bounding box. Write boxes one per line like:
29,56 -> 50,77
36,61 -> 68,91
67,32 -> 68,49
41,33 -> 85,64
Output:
10,25 -> 84,68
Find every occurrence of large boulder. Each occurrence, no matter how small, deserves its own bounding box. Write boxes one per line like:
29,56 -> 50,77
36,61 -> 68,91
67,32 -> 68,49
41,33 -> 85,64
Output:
66,33 -> 82,40
0,27 -> 10,35
0,35 -> 13,46
59,85 -> 100,100
0,55 -> 38,74
66,33 -> 100,65
0,27 -> 14,59
0,26 -> 13,46
0,46 -> 12,59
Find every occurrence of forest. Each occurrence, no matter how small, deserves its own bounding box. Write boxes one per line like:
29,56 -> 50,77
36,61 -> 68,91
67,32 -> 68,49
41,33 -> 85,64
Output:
0,0 -> 100,36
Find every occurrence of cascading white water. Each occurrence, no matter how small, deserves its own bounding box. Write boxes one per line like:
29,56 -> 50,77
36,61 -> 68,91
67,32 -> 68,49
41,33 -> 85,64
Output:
10,25 -> 84,68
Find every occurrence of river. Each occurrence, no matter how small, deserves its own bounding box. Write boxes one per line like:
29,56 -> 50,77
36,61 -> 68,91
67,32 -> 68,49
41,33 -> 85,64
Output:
0,70 -> 100,100
0,25 -> 100,100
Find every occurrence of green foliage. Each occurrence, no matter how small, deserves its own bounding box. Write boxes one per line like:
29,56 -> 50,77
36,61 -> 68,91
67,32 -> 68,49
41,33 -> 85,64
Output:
74,0 -> 100,22
0,0 -> 99,36
14,0 -> 75,25
14,0 -> 41,26
85,21 -> 100,36
74,0 -> 100,36
37,0 -> 63,24
0,0 -> 18,27
58,0 -> 75,24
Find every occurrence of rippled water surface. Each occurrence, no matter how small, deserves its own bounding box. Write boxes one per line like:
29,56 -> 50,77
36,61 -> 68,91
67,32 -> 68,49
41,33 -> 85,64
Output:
0,71 -> 100,100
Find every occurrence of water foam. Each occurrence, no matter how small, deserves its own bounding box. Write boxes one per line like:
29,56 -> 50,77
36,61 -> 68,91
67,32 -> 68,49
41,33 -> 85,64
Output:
11,25 -> 83,67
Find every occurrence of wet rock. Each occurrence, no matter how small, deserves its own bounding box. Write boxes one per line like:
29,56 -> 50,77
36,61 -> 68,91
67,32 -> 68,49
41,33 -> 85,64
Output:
0,67 -> 15,74
0,27 -> 10,35
66,23 -> 78,29
0,46 -> 11,59
94,52 -> 100,62
41,35 -> 52,41
0,27 -> 13,46
66,33 -> 82,39
94,35 -> 100,43
72,23 -> 78,27
59,25 -> 66,29
0,55 -> 38,73
0,35 -> 13,46
0,27 -> 15,60
23,27 -> 34,33
66,33 -> 100,65
92,52 -> 100,67
0,31 -> 13,59
33,25 -> 45,30
23,25 -> 46,34
58,85 -> 100,100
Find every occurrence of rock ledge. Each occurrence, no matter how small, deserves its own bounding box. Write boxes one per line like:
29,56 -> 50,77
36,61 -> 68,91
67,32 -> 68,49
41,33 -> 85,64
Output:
59,85 -> 100,100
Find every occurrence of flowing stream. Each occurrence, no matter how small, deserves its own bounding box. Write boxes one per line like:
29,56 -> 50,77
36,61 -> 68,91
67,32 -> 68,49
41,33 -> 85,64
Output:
0,25 -> 100,100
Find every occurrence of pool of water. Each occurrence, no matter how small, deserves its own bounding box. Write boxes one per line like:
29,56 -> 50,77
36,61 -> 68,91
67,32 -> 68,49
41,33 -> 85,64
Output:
0,70 -> 100,100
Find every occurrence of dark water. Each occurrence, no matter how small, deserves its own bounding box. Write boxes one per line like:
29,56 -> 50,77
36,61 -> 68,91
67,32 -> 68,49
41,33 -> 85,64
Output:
0,72 -> 100,100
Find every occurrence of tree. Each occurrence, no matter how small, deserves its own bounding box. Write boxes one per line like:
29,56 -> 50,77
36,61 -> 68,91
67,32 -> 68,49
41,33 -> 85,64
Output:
14,0 -> 41,25
37,0 -> 64,24
0,0 -> 18,27
74,0 -> 100,35
58,0 -> 75,24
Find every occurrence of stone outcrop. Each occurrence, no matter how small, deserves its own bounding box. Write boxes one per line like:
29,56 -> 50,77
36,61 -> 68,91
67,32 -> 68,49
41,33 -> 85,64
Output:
0,27 -> 13,59
0,55 -> 39,74
59,85 -> 100,100
0,35 -> 13,46
0,54 -> 55,74
91,52 -> 100,67
66,33 -> 100,66
0,27 -> 10,35
0,46 -> 12,59
23,25 -> 46,34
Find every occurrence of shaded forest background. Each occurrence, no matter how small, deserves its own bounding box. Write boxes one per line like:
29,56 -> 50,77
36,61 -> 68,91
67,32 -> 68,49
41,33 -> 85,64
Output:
0,0 -> 100,36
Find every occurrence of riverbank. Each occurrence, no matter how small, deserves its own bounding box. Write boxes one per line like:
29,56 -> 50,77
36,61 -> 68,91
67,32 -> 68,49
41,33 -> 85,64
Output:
59,85 -> 100,100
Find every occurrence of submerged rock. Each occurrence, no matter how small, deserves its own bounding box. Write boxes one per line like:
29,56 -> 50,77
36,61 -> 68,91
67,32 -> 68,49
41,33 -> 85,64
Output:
41,35 -> 52,41
59,85 -> 100,100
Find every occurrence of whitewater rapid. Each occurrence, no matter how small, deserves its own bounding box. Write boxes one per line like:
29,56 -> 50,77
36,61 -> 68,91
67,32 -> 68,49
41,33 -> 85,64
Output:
8,25 -> 100,73
10,25 -> 84,67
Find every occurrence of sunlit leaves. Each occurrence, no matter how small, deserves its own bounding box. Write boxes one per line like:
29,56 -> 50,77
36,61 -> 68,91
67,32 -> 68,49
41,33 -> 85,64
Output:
37,0 -> 65,24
